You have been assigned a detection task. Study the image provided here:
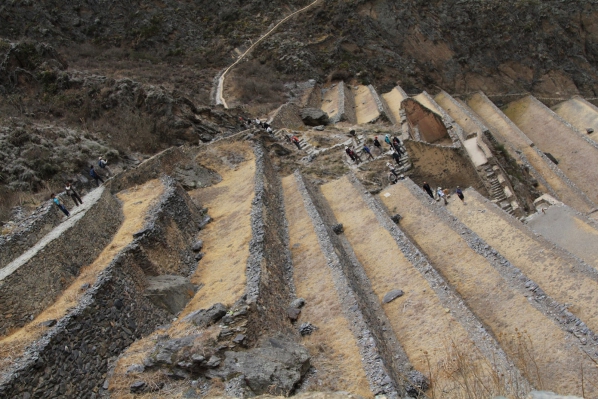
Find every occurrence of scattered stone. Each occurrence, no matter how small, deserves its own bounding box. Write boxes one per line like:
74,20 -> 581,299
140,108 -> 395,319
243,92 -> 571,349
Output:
192,354 -> 205,363
126,364 -> 145,374
130,381 -> 146,393
198,215 -> 212,229
39,319 -> 57,328
80,283 -> 91,290
290,298 -> 306,309
233,334 -> 247,346
287,307 -> 301,321
587,128 -> 594,134
299,323 -> 317,336
301,108 -> 330,126
194,252 -> 205,261
383,289 -> 404,304
145,275 -> 198,314
405,370 -> 429,396
332,223 -> 344,234
314,125 -> 325,131
192,240 -> 204,252
185,303 -> 227,327
391,214 -> 402,223
206,355 -> 221,368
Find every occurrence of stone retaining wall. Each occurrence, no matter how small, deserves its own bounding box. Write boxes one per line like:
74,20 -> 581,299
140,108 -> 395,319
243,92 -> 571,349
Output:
342,82 -> 357,124
301,176 -> 412,397
244,143 -> 296,344
0,177 -> 204,398
0,188 -> 122,336
108,146 -> 220,194
0,202 -> 62,270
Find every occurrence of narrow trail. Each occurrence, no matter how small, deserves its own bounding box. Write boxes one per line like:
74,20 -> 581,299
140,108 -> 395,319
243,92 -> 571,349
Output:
215,0 -> 322,108
0,187 -> 104,281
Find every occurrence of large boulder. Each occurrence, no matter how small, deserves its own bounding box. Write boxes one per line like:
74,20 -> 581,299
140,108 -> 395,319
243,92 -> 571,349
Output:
220,336 -> 310,395
301,108 -> 330,126
184,303 -> 228,327
144,275 -> 198,314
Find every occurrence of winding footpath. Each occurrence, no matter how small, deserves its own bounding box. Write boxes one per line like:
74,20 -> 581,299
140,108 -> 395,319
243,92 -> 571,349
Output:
215,0 -> 322,108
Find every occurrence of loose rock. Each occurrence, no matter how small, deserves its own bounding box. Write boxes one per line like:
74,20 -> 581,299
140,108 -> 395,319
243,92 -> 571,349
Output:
383,289 -> 404,304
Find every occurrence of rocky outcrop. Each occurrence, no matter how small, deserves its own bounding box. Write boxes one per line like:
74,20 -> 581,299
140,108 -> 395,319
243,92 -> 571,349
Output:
144,275 -> 198,314
301,107 -> 330,126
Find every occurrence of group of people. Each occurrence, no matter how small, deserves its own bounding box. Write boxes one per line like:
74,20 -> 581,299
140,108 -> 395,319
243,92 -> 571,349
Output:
240,116 -> 273,134
51,156 -> 111,217
345,134 -> 406,168
422,181 -> 466,205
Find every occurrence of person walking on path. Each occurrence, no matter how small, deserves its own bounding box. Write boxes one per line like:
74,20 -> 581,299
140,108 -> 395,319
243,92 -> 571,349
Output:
98,156 -> 111,176
51,193 -> 70,217
345,147 -> 356,162
65,181 -> 83,206
363,144 -> 375,160
455,186 -> 465,204
392,151 -> 402,166
351,148 -> 362,164
373,136 -> 383,154
437,187 -> 448,205
392,138 -> 403,156
291,135 -> 302,150
384,134 -> 392,150
89,165 -> 104,187
422,181 -> 434,199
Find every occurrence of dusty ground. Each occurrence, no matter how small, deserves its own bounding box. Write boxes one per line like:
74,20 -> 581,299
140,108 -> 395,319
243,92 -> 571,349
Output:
380,180 -> 598,397
282,175 -> 371,397
322,177 -> 499,398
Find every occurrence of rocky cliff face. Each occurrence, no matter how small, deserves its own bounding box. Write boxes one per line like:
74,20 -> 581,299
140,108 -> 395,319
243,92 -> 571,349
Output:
2,0 -> 597,97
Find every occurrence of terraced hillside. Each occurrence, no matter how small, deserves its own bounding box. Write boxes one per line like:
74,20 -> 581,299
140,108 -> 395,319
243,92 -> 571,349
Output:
4,83 -> 598,399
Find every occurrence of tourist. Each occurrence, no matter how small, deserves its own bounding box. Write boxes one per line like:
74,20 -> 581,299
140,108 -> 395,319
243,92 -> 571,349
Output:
51,193 -> 70,217
392,151 -> 401,166
455,186 -> 465,204
291,136 -> 302,150
363,144 -> 374,160
345,146 -> 356,162
437,187 -> 448,205
373,136 -> 383,154
89,165 -> 104,187
98,156 -> 111,176
65,181 -> 83,206
422,181 -> 434,199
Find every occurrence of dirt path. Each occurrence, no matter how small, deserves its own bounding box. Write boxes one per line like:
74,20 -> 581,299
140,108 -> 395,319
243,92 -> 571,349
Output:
215,0 -> 322,108
380,180 -> 598,396
282,175 -> 371,397
0,180 -> 164,372
322,176 -> 516,398
0,187 -> 105,281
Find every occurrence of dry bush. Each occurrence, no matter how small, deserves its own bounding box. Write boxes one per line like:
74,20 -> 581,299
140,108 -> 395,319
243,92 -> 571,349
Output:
231,60 -> 285,105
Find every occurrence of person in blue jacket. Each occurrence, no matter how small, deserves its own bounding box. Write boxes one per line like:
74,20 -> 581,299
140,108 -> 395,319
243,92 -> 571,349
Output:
89,165 -> 104,187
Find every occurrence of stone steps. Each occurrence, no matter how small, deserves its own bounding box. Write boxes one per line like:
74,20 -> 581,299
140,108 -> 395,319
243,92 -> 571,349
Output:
467,92 -> 597,215
321,175 -> 528,397
502,95 -> 598,206
447,188 -> 598,343
379,178 -> 598,397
